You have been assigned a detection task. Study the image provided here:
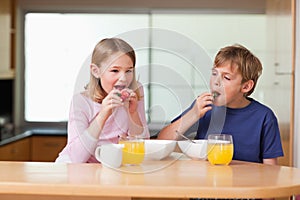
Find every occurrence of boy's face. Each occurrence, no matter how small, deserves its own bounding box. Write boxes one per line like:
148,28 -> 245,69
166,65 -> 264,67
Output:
210,62 -> 249,108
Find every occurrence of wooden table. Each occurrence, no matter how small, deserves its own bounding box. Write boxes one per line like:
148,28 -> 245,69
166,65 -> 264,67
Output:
1,153 -> 300,200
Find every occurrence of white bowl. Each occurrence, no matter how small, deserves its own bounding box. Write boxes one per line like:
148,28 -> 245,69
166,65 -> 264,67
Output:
144,140 -> 177,160
177,140 -> 208,160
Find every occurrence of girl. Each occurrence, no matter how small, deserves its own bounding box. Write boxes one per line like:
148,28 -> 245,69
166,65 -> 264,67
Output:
56,38 -> 149,163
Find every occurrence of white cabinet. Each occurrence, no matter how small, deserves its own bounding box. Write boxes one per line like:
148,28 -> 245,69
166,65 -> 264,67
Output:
0,0 -> 14,79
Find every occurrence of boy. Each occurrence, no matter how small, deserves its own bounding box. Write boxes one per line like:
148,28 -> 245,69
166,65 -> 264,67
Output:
158,44 -> 283,165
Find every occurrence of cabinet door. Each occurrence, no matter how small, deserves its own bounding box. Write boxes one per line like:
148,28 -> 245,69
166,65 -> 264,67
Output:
0,138 -> 31,161
0,0 -> 13,79
31,136 -> 67,162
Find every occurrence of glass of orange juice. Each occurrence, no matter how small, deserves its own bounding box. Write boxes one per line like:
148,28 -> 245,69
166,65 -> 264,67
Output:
118,135 -> 145,165
207,134 -> 234,165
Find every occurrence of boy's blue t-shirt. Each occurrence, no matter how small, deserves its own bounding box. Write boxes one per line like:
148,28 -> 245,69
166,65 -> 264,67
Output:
173,98 -> 284,163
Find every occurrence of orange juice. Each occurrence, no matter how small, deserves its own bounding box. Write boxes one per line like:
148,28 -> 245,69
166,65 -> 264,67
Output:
119,140 -> 145,165
207,143 -> 233,165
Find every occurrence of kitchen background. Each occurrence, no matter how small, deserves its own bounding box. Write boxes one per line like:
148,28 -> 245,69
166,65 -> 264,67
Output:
0,0 -> 296,166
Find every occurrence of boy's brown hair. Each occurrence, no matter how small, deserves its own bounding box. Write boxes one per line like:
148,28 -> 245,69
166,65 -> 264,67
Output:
214,44 -> 262,96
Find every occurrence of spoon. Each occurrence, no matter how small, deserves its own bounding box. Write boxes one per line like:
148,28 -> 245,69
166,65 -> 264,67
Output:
212,91 -> 220,100
175,130 -> 196,143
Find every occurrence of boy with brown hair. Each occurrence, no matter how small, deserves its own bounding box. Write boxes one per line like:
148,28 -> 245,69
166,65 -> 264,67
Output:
158,44 -> 283,164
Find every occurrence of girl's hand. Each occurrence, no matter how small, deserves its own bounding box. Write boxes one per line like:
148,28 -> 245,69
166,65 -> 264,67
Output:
192,92 -> 214,118
119,88 -> 138,113
128,90 -> 139,113
101,89 -> 124,117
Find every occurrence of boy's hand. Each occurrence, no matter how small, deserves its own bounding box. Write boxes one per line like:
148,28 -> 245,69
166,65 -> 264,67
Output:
193,92 -> 214,118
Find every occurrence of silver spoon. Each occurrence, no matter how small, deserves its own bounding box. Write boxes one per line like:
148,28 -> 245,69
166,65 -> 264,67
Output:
212,91 -> 220,100
175,130 -> 196,143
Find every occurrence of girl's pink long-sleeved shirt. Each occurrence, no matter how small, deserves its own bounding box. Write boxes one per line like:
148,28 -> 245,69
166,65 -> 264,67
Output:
56,86 -> 149,163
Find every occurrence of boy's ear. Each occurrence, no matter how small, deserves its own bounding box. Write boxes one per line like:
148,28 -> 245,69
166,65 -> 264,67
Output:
90,64 -> 100,78
241,80 -> 254,93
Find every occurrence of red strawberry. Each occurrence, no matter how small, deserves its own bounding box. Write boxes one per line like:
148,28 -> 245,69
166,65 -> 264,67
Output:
120,90 -> 130,101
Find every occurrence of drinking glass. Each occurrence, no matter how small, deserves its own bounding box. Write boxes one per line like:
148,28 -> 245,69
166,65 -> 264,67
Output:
118,135 -> 145,165
207,134 -> 234,165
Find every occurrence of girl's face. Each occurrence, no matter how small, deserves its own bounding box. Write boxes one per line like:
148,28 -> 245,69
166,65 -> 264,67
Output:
210,62 -> 249,108
99,53 -> 134,94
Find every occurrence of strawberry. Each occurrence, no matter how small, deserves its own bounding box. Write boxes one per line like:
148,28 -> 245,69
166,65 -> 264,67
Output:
120,90 -> 130,101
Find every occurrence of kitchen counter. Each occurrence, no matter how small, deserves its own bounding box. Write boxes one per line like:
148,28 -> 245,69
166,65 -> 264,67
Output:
0,127 -> 67,146
0,122 -> 165,146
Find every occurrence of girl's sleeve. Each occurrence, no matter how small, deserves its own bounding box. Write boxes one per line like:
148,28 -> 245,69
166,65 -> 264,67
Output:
137,84 -> 150,139
56,94 -> 98,163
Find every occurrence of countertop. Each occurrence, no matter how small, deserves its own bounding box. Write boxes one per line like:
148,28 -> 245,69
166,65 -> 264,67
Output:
0,125 -> 159,146
0,122 -> 180,146
0,127 -> 67,146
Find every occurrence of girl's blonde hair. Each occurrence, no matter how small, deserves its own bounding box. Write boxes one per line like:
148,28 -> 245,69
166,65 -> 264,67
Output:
86,38 -> 140,103
214,44 -> 262,96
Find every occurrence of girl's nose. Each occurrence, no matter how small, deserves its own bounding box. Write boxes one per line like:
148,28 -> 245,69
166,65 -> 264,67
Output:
118,73 -> 127,82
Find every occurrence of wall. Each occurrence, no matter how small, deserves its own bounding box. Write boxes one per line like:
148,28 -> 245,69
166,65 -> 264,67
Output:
294,0 -> 300,168
13,0 -> 294,166
13,0 -> 267,127
16,0 -> 266,11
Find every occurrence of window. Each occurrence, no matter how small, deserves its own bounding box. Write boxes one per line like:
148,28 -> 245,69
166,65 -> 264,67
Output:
24,13 -> 150,122
24,12 -> 287,126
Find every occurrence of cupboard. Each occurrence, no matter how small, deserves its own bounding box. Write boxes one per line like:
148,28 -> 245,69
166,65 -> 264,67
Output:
0,135 -> 67,162
0,0 -> 14,79
31,135 -> 66,162
0,137 -> 30,161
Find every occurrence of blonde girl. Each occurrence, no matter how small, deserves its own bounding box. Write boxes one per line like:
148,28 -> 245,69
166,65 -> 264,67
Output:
56,38 -> 149,163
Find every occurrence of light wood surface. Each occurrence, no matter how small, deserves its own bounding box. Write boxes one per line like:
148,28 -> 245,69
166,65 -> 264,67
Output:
0,153 -> 300,200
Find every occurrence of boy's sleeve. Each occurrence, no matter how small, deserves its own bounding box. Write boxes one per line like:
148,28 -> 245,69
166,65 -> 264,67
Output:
261,111 -> 284,159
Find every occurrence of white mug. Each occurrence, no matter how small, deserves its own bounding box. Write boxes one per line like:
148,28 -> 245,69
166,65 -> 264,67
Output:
95,144 -> 124,168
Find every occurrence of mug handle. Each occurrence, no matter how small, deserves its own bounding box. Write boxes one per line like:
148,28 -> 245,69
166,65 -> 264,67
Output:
95,146 -> 102,163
